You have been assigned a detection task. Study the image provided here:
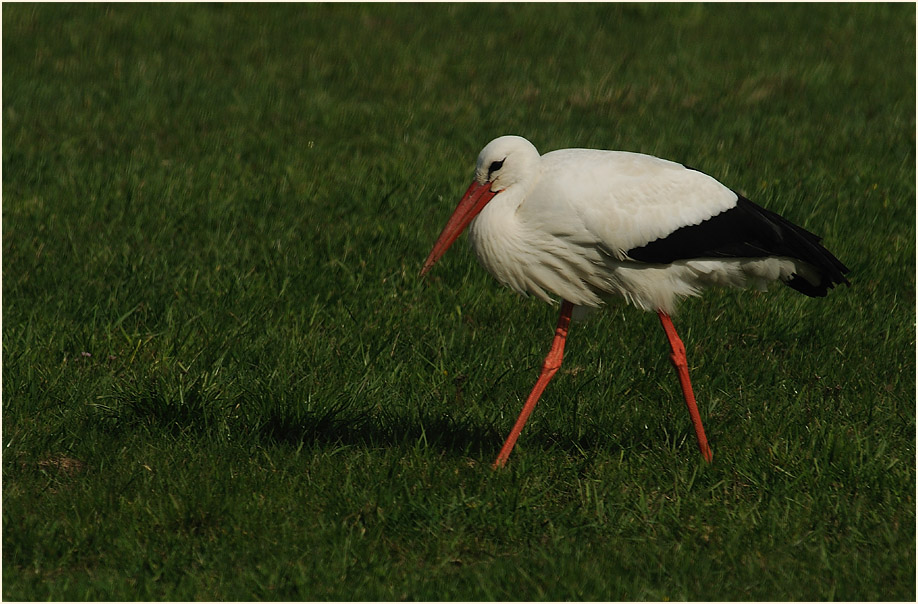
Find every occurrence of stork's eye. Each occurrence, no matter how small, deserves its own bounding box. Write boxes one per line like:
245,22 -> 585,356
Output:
487,159 -> 505,179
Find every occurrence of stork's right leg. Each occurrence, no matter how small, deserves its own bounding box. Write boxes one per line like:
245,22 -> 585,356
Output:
493,300 -> 575,469
657,311 -> 714,463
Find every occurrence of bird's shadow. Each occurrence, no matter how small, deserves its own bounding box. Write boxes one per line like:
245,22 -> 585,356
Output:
251,399 -> 639,464
253,402 -> 499,459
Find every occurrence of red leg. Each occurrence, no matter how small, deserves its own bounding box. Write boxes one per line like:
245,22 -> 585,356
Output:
493,300 -> 575,469
657,311 -> 713,462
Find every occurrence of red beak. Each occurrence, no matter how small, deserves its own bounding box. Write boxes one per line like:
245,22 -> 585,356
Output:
420,181 -> 497,276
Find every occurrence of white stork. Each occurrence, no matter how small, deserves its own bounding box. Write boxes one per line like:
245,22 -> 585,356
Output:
421,135 -> 849,467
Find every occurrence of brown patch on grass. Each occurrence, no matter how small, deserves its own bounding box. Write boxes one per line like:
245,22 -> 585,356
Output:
37,455 -> 86,477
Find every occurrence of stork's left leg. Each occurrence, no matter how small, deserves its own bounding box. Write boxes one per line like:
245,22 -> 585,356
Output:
657,312 -> 714,463
493,300 -> 574,469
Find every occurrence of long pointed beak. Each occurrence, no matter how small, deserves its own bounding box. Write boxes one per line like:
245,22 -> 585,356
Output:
420,181 -> 497,276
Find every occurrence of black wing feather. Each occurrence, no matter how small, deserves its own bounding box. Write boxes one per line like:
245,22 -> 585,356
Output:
626,194 -> 850,297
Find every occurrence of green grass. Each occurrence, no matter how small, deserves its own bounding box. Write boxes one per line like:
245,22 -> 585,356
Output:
3,3 -> 914,600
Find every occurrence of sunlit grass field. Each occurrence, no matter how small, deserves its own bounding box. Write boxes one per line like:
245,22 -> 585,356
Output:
3,3 -> 914,600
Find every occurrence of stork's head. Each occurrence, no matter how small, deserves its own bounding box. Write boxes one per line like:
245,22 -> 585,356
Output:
472,135 -> 540,191
421,135 -> 540,276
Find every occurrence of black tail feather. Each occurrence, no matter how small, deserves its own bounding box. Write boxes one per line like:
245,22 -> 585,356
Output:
736,197 -> 850,296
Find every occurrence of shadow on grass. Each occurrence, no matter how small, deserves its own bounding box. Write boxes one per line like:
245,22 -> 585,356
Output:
254,402 -> 502,459
252,399 -> 646,464
85,375 -> 656,462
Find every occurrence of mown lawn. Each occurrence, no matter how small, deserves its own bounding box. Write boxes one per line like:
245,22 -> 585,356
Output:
3,3 -> 914,600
